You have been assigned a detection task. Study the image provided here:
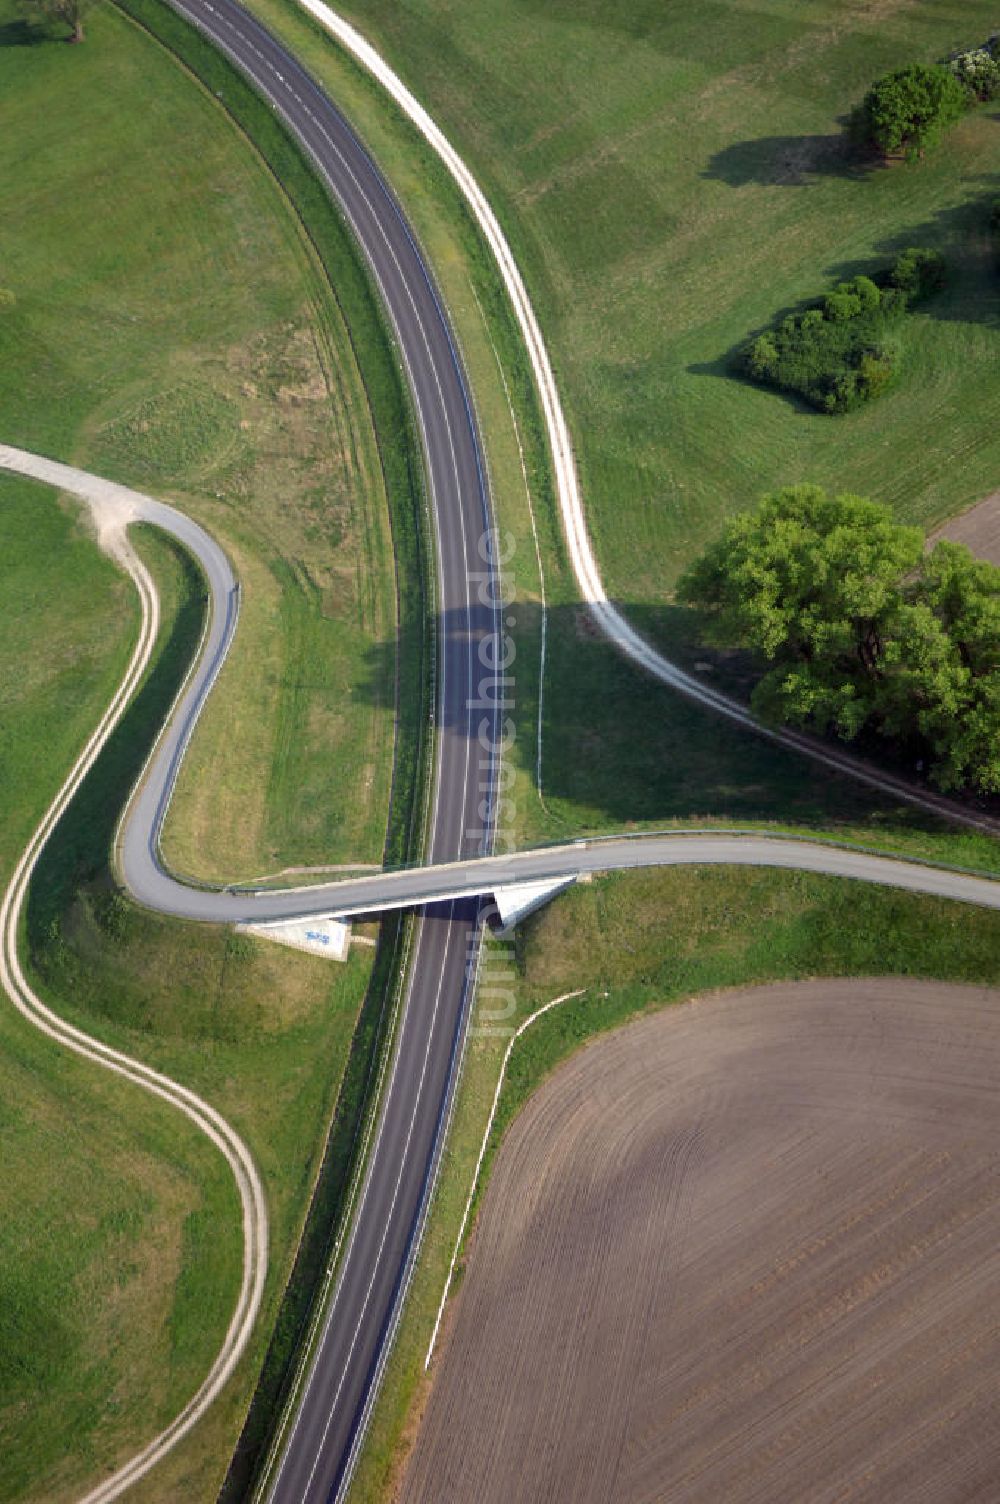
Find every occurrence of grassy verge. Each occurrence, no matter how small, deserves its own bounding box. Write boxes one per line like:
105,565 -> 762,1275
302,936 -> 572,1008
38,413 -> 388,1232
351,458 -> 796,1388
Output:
15,512 -> 378,1502
181,7 -> 1000,1492
322,0 -> 1000,581
235,0 -> 1000,870
0,0 -> 398,880
115,0 -> 435,878
0,488 -> 260,1500
346,863 -> 1000,1501
98,6 -> 435,1494
1,2 -> 433,1493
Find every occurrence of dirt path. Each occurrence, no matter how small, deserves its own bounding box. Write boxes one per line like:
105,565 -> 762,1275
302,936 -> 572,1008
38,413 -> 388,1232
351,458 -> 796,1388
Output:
404,979 -> 1000,1504
931,490 -> 1000,565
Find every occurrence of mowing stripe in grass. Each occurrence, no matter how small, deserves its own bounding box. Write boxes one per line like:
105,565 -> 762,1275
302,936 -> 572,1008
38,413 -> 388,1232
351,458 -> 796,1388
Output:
287,0 -> 1000,842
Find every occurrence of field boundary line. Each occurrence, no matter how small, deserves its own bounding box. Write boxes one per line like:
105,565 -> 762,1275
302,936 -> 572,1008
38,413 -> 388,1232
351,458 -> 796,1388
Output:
424,986 -> 586,1368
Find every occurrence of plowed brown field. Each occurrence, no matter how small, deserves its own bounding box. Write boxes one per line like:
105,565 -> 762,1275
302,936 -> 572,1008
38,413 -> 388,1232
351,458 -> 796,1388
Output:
403,980 -> 1000,1504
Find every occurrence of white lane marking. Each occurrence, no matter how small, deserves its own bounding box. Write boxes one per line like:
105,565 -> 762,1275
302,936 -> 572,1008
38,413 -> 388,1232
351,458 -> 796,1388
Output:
424,987 -> 586,1367
173,0 -> 461,859
254,880 -> 424,1501
275,901 -> 458,1502
333,908 -> 488,1498
198,0 -> 499,861
158,16 -> 500,1494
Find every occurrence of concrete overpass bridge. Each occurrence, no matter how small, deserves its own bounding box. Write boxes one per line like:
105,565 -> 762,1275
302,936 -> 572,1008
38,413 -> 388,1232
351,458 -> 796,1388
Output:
232,831 -> 1000,959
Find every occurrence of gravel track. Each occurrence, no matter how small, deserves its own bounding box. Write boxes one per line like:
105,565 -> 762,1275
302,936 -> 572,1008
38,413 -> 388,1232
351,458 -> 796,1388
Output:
0,450 -> 267,1504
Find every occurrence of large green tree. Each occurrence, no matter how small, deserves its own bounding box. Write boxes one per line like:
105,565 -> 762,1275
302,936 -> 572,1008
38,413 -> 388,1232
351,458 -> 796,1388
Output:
678,486 -> 1000,793
855,63 -> 968,160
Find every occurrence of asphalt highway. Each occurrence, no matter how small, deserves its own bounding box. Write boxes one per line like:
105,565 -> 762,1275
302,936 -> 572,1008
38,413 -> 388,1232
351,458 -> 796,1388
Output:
151,0 -> 504,1495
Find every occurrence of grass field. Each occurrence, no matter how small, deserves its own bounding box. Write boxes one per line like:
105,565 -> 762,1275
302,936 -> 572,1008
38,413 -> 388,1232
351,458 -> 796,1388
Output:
347,864 -> 1000,1501
237,0 -> 1000,865
0,0 -> 401,882
176,7 -> 1000,1489
327,0 -> 1000,588
0,0 -> 425,1490
7,0 -> 1000,1495
0,484 -> 376,1501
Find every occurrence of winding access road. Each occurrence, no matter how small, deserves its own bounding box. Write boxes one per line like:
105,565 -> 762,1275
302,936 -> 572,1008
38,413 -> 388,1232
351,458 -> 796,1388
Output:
6,2 -> 1000,1503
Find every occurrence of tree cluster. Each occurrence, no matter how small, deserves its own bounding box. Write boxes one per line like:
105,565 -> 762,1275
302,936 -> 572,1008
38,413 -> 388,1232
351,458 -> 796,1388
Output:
677,485 -> 1000,795
740,248 -> 945,415
854,38 -> 1000,162
853,63 -> 966,160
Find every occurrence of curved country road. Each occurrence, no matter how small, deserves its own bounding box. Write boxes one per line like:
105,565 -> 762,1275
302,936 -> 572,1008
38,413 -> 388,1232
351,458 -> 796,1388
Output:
5,444 -> 1000,1504
5,3 -> 1000,1503
291,0 -> 1000,839
7,444 -> 1000,935
0,452 -> 269,1504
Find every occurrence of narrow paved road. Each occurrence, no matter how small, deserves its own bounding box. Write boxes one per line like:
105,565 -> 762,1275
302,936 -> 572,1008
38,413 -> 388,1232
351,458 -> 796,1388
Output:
152,0 -> 506,1493
7,443 -> 1000,1504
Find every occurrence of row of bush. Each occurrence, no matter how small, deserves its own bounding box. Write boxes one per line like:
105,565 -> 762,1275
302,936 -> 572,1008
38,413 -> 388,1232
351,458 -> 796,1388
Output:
740,248 -> 945,414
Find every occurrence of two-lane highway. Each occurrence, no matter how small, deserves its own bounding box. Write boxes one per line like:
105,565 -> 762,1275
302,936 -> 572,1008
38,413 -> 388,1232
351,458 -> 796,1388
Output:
8,436 -> 1000,1504
148,1 -> 503,1495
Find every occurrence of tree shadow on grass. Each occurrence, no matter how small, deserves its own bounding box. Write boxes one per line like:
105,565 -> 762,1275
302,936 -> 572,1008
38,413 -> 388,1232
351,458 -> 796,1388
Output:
701,129 -> 872,188
685,288 -> 837,417
0,19 -> 50,45
352,600 -> 996,842
821,175 -> 1000,328
686,345 -> 821,415
26,531 -> 208,973
533,597 -> 1000,836
687,178 -> 1000,404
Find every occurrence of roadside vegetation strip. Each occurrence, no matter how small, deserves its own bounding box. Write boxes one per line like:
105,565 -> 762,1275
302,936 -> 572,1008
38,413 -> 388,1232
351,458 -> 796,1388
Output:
113,0 -> 429,877
468,278 -> 550,809
344,863 -> 1000,1504
241,906 -> 421,1504
3,8 -> 422,1497
284,0 -> 1000,840
105,10 -> 437,1497
2,0 -> 400,887
0,476 -> 267,1504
